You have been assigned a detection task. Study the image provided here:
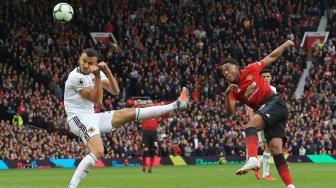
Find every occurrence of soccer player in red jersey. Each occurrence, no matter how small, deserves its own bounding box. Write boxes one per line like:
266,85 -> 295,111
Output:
222,40 -> 295,188
136,100 -> 160,173
142,117 -> 159,173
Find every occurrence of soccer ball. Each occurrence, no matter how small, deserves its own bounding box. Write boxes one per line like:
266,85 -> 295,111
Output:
53,3 -> 74,23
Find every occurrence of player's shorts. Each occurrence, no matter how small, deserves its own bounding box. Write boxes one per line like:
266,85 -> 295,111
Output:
68,111 -> 115,144
142,131 -> 158,149
255,94 -> 288,144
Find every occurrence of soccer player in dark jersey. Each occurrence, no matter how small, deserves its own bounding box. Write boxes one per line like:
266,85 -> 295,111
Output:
141,118 -> 159,173
222,40 -> 295,188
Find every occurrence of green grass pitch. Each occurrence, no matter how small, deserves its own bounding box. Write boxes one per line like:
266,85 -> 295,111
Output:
0,164 -> 335,188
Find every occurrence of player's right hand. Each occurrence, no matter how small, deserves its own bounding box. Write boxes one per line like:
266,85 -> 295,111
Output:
285,40 -> 295,48
90,66 -> 100,76
225,84 -> 238,96
97,62 -> 112,76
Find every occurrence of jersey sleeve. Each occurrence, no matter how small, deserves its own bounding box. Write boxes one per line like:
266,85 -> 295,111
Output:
270,85 -> 277,94
229,92 -> 237,101
245,60 -> 265,73
70,74 -> 91,93
100,71 -> 108,81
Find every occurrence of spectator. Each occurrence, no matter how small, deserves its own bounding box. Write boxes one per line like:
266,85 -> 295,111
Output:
184,143 -> 192,157
12,113 -> 23,129
299,146 -> 306,156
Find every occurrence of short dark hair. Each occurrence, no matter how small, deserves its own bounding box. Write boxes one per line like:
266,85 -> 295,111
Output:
261,68 -> 271,75
82,48 -> 98,57
223,58 -> 240,68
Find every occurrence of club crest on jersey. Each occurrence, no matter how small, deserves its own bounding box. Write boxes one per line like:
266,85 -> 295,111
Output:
246,74 -> 253,81
78,78 -> 85,85
88,127 -> 95,133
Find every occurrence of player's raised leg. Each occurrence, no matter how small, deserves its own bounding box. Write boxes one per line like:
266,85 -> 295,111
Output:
111,87 -> 190,128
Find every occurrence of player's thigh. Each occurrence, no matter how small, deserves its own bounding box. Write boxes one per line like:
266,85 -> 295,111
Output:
98,111 -> 115,133
255,96 -> 289,127
248,114 -> 267,131
265,121 -> 286,155
68,114 -> 100,145
264,121 -> 287,145
112,108 -> 136,128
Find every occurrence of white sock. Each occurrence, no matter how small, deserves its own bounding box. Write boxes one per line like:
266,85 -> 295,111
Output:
68,153 -> 97,188
135,102 -> 177,121
258,155 -> 263,166
262,152 -> 271,177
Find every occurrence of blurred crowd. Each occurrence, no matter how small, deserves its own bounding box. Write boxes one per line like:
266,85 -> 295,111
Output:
0,0 -> 335,160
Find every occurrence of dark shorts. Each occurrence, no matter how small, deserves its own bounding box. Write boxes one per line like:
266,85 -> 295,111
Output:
142,131 -> 158,149
255,95 -> 288,144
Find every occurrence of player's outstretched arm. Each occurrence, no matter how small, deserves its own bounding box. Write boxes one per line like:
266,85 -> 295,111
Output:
80,66 -> 104,104
262,40 -> 295,67
98,62 -> 120,95
224,84 -> 237,117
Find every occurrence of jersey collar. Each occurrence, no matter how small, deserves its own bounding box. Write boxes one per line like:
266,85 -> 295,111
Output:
77,67 -> 90,75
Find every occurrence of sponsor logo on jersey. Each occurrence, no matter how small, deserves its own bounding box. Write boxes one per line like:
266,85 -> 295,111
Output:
244,81 -> 257,97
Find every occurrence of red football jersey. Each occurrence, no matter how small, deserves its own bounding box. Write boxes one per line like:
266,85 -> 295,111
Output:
142,118 -> 158,131
230,60 -> 274,109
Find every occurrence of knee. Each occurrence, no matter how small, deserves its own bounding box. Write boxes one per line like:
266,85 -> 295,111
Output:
268,143 -> 282,155
113,108 -> 136,127
92,146 -> 105,159
246,124 -> 263,131
246,123 -> 256,129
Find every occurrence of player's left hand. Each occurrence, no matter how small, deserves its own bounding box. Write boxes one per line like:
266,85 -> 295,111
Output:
97,62 -> 111,74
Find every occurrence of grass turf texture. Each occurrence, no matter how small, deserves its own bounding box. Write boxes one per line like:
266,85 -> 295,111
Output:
0,164 -> 335,188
